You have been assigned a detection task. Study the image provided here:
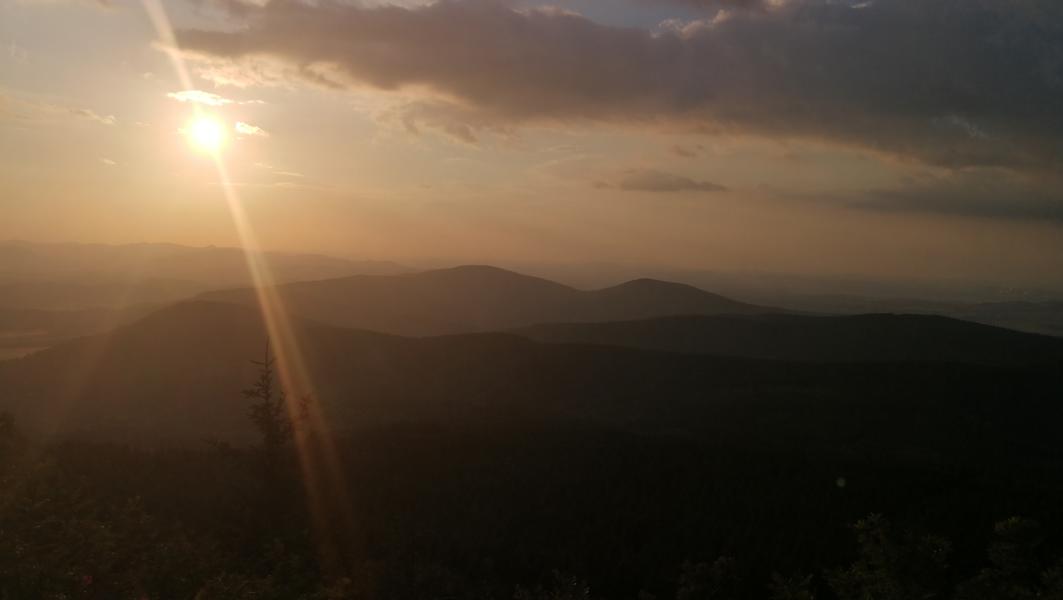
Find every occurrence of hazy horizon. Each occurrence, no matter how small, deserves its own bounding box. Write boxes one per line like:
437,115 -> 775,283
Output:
6,237 -> 1063,303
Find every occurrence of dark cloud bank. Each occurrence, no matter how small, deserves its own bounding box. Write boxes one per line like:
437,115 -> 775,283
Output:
176,0 -> 1063,221
598,168 -> 728,193
177,0 -> 1063,170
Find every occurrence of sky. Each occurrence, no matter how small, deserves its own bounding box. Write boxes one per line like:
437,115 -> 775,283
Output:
1,0 -> 1062,289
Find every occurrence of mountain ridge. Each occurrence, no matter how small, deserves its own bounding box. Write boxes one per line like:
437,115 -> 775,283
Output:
197,265 -> 778,336
511,313 -> 1063,366
2,300 -> 1060,445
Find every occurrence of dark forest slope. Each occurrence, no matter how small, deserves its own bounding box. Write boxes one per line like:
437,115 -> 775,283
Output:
0,302 -> 1059,467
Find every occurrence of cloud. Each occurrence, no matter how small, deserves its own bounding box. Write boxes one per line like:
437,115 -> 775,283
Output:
8,41 -> 29,64
601,168 -> 728,193
174,0 -> 1063,172
14,0 -> 114,8
167,90 -> 234,106
71,107 -> 116,125
253,161 -> 309,183
647,0 -> 784,11
235,121 -> 268,136
850,177 -> 1063,224
761,167 -> 1063,223
166,89 -> 265,106
1,94 -> 116,126
671,144 -> 704,158
378,98 -> 517,144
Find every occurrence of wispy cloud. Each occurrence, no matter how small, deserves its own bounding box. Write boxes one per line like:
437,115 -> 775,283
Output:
598,168 -> 728,193
167,90 -> 234,106
769,169 -> 1063,224
235,121 -> 268,137
850,179 -> 1063,224
166,90 -> 265,106
71,107 -> 116,126
671,144 -> 704,158
0,92 -> 116,126
14,0 -> 114,8
253,162 -> 307,183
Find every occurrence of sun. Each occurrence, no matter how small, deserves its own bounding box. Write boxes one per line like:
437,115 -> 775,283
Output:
184,116 -> 226,154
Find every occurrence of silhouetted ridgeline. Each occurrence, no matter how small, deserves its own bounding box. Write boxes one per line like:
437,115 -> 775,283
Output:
513,313 -> 1063,366
1,300 -> 1061,446
0,241 -> 413,357
197,265 -> 778,336
0,240 -> 409,310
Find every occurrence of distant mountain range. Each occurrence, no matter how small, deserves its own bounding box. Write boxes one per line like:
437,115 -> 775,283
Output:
2,241 -> 1060,339
198,265 -> 777,336
1,301 -> 1060,445
514,314 -> 1063,366
752,294 -> 1063,338
0,240 -> 409,309
0,305 -> 159,360
483,263 -> 1063,337
0,241 -> 410,357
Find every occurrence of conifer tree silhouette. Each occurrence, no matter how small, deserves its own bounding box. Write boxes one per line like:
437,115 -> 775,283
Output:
243,340 -> 295,485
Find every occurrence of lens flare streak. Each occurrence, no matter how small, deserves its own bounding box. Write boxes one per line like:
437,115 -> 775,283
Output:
139,0 -> 357,571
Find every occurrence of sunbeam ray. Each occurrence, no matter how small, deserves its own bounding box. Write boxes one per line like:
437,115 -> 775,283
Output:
138,0 -> 359,572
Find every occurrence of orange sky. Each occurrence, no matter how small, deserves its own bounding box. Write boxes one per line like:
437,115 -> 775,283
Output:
2,0 -> 1062,289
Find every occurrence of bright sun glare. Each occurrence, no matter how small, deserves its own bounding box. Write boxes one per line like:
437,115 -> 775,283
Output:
185,116 -> 226,154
